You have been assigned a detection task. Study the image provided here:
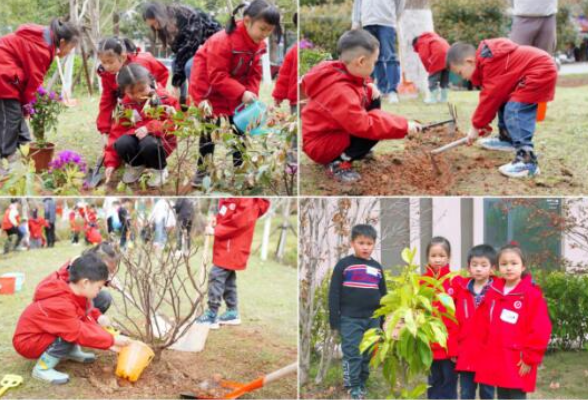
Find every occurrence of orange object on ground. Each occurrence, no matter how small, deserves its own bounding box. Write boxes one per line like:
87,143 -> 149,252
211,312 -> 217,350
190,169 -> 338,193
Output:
116,341 -> 155,383
537,102 -> 547,122
0,276 -> 16,294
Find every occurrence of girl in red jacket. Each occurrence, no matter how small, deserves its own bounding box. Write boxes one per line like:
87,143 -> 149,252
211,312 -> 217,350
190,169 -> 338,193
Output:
96,37 -> 169,137
0,19 -> 79,170
13,253 -> 131,385
422,236 -> 459,400
412,32 -> 450,104
196,198 -> 270,328
188,0 -> 281,187
103,63 -> 179,188
272,13 -> 298,115
474,244 -> 552,399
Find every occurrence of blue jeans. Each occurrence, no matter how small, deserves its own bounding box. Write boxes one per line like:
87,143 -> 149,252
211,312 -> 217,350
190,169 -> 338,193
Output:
340,316 -> 380,388
154,221 -> 167,245
497,102 -> 538,152
428,359 -> 458,399
363,25 -> 400,95
460,371 -> 495,399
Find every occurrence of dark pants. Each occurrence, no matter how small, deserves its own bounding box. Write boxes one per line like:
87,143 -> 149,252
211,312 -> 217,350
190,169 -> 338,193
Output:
428,70 -> 450,91
93,290 -> 113,314
460,371 -> 495,399
176,219 -> 192,252
337,98 -> 381,162
0,99 -> 30,158
198,117 -> 246,169
340,316 -> 380,389
510,15 -> 557,54
120,221 -> 130,249
428,359 -> 458,399
3,227 -> 23,253
114,135 -> 167,170
363,25 -> 400,95
497,387 -> 527,399
207,265 -> 238,313
45,223 -> 56,248
71,231 -> 80,244
497,102 -> 538,153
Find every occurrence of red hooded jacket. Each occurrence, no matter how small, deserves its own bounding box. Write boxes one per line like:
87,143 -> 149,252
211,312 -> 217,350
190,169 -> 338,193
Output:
96,51 -> 170,134
213,198 -> 270,271
474,275 -> 552,392
413,32 -> 450,75
2,207 -> 20,230
454,277 -> 494,372
189,22 -> 266,117
13,262 -> 114,359
0,24 -> 55,105
301,61 -> 409,164
69,210 -> 82,232
272,43 -> 298,105
28,217 -> 49,240
470,38 -> 557,130
104,88 -> 179,169
421,265 -> 460,360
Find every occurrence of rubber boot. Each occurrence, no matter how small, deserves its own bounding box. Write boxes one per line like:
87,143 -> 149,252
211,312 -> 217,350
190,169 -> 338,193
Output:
32,352 -> 70,385
65,344 -> 96,363
424,89 -> 439,104
439,88 -> 449,103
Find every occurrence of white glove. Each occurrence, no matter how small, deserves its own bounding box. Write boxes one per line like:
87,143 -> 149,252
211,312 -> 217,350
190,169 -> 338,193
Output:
467,126 -> 480,145
408,121 -> 422,134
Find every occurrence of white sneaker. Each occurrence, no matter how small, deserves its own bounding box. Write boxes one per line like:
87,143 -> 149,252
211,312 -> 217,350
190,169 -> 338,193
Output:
122,165 -> 146,183
386,92 -> 399,104
148,168 -> 169,188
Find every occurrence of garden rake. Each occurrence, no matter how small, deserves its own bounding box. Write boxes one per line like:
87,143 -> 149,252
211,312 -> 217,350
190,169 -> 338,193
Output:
422,103 -> 458,135
0,374 -> 23,398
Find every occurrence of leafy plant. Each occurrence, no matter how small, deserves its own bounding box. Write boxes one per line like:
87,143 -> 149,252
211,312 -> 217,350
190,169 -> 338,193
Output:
25,86 -> 65,147
0,145 -> 37,195
42,150 -> 87,195
360,248 -> 457,399
300,48 -> 333,76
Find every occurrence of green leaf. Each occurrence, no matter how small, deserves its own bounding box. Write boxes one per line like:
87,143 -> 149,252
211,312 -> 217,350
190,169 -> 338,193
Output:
359,328 -> 380,354
404,309 -> 417,337
401,247 -> 416,265
417,337 -> 433,368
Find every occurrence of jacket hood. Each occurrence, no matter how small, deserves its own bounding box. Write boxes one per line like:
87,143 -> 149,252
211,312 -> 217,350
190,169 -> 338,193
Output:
34,275 -> 76,302
472,38 -> 519,84
303,61 -> 365,99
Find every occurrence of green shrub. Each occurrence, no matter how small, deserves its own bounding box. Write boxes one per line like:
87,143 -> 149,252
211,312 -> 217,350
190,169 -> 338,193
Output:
300,48 -> 333,76
556,5 -> 580,51
301,2 -> 352,58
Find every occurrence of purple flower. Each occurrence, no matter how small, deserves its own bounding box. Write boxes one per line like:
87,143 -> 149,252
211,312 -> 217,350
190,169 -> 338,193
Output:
37,86 -> 47,96
49,92 -> 56,100
49,150 -> 87,173
300,39 -> 314,49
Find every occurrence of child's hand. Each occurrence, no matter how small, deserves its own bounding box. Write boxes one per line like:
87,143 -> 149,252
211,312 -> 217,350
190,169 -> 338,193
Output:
115,335 -> 132,347
198,100 -> 212,117
135,126 -> 149,140
242,91 -> 257,104
517,359 -> 531,376
367,83 -> 381,100
205,224 -> 215,236
104,167 -> 115,184
408,121 -> 422,134
97,314 -> 112,327
467,127 -> 479,145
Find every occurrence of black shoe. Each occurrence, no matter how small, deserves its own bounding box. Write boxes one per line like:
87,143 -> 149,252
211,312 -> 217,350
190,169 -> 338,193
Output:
191,169 -> 209,188
326,161 -> 361,183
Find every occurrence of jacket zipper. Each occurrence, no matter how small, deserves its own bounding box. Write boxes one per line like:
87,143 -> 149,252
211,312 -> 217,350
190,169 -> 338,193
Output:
464,300 -> 469,319
227,239 -> 231,252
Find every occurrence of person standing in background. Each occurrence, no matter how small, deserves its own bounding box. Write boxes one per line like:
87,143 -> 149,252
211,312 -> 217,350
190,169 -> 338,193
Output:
352,0 -> 406,104
43,198 -> 57,248
510,0 -> 558,54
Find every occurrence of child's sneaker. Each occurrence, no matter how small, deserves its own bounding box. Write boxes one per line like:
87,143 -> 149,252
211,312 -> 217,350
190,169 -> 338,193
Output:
32,353 -> 70,385
424,89 -> 439,104
326,161 -> 361,183
386,92 -> 399,104
122,165 -> 146,183
218,309 -> 241,326
195,309 -> 220,329
499,150 -> 540,178
439,88 -> 449,103
348,386 -> 364,400
65,345 -> 96,363
479,137 -> 516,152
148,168 -> 169,188
191,169 -> 209,188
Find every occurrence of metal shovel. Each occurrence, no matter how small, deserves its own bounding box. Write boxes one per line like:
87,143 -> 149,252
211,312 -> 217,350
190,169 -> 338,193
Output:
422,103 -> 458,135
84,155 -> 105,189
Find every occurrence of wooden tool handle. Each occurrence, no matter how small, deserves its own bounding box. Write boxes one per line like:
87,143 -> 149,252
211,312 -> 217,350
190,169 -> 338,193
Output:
262,363 -> 298,386
430,137 -> 469,154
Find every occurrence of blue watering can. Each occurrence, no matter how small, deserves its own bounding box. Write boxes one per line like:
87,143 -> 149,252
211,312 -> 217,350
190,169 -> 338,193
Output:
233,101 -> 268,136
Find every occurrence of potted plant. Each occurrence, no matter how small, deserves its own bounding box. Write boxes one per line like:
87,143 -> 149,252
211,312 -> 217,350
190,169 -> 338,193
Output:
24,86 -> 64,172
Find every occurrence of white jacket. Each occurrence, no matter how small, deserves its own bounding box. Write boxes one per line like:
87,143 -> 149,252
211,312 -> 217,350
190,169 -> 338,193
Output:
352,0 -> 406,28
513,0 -> 558,17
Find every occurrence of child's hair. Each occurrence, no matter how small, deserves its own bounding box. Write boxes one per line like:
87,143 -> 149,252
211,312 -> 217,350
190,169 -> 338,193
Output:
69,253 -> 109,283
117,63 -> 155,92
50,18 -> 81,46
467,244 -> 497,266
426,236 -> 452,258
337,29 -> 379,62
32,208 -> 38,219
83,241 -> 120,265
497,243 -> 530,277
412,36 -> 419,47
226,0 -> 282,36
98,36 -> 138,57
446,42 -> 476,67
351,224 -> 377,241
292,12 -> 298,28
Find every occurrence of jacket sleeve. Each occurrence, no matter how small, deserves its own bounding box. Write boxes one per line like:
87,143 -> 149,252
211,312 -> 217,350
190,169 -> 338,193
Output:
521,291 -> 552,366
188,52 -> 208,104
328,261 -> 343,330
96,73 -> 116,134
327,83 -> 409,140
214,202 -> 259,241
245,48 -> 265,95
21,42 -> 53,105
206,36 -> 247,102
351,0 -> 362,26
151,59 -> 170,88
88,306 -> 102,321
272,46 -> 295,101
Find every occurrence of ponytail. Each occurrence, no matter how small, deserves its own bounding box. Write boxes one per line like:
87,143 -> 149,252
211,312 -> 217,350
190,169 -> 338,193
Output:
226,3 -> 248,34
98,36 -> 138,57
50,18 -> 81,46
226,0 -> 282,39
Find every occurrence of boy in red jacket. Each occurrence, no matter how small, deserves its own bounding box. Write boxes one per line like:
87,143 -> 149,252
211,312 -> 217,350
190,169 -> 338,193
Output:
454,244 -> 497,400
447,39 -> 557,178
412,32 -> 451,104
13,253 -> 130,385
28,208 -> 49,249
302,29 -> 421,183
2,200 -> 23,254
196,198 -> 270,328
273,13 -> 298,115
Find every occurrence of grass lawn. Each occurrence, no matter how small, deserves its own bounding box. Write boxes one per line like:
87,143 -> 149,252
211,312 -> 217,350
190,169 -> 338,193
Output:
0,217 -> 298,399
301,75 -> 588,195
301,350 -> 588,399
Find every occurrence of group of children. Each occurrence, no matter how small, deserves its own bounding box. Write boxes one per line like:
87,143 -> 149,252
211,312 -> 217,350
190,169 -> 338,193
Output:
0,0 -> 298,189
329,226 -> 552,400
302,28 -> 557,182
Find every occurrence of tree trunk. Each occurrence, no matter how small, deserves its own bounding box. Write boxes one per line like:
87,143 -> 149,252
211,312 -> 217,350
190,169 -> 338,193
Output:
275,198 -> 291,262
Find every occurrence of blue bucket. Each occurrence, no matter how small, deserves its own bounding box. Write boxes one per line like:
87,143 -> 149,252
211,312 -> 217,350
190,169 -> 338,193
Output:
233,101 -> 268,136
1,272 -> 25,292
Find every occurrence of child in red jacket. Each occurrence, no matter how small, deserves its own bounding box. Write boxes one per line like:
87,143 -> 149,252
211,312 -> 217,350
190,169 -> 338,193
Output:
447,39 -> 557,178
69,205 -> 83,244
196,198 -> 270,328
0,19 -> 80,170
412,32 -> 451,104
28,208 -> 49,249
188,0 -> 281,188
454,244 -> 497,400
273,13 -> 298,115
96,37 -> 169,137
103,63 -> 179,188
422,236 -> 459,400
474,244 -> 552,399
13,253 -> 131,385
302,29 -> 422,183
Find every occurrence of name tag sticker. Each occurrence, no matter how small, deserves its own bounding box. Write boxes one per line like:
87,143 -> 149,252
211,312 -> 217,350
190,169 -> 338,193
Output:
500,309 -> 519,324
366,266 -> 379,277
219,205 -> 227,216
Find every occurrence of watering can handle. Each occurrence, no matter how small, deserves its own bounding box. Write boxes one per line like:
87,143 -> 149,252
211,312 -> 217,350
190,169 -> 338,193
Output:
234,103 -> 247,113
262,363 -> 297,385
